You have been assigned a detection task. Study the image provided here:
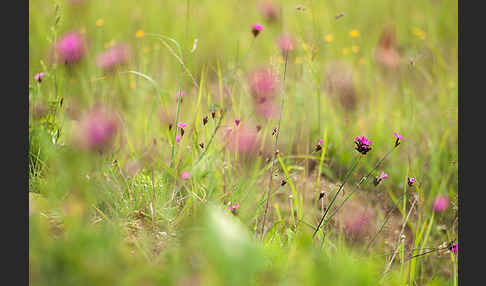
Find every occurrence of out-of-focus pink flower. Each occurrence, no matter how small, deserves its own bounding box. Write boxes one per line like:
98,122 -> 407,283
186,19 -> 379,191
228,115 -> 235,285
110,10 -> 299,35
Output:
255,99 -> 277,119
251,24 -> 264,37
375,25 -> 400,70
96,43 -> 131,72
249,68 -> 279,98
259,2 -> 279,22
277,34 -> 295,53
176,135 -> 181,143
55,31 -> 86,65
342,207 -> 372,238
181,171 -> 191,180
75,107 -> 118,152
432,195 -> 450,213
177,90 -> 184,98
178,123 -> 188,128
34,72 -> 45,83
225,125 -> 260,154
235,119 -> 241,126
355,136 -> 372,155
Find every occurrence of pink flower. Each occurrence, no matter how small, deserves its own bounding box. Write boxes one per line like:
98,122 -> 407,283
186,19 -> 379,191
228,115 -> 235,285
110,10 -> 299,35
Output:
75,107 -> 118,152
277,34 -> 295,53
249,68 -> 279,98
379,172 -> 388,180
55,31 -> 86,65
259,2 -> 279,22
227,203 -> 240,210
272,125 -> 278,136
235,119 -> 241,126
314,139 -> 324,152
432,195 -> 450,213
408,177 -> 416,187
225,126 -> 260,154
354,136 -> 372,155
450,239 -> 458,254
176,135 -> 181,143
177,90 -> 184,97
95,43 -> 131,72
181,171 -> 191,180
394,132 -> 404,147
178,123 -> 188,128
251,24 -> 264,37
374,171 -> 388,186
255,99 -> 277,119
34,72 -> 45,83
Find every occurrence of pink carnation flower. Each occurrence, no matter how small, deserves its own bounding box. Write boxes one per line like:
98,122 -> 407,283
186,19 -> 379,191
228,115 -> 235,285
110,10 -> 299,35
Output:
55,31 -> 86,65
96,43 -> 131,72
432,195 -> 450,213
251,24 -> 264,37
181,171 -> 191,180
34,72 -> 45,83
76,107 -> 118,152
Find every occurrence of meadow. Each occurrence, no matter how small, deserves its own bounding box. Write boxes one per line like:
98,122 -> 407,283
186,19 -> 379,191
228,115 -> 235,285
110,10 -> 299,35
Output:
29,0 -> 458,285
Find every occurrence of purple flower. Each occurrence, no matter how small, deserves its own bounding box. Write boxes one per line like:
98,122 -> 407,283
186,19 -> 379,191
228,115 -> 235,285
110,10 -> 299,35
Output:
450,239 -> 458,254
203,116 -> 208,125
354,136 -> 372,155
408,177 -> 416,187
75,107 -> 118,152
227,203 -> 240,211
432,195 -> 450,213
235,119 -> 241,126
95,43 -> 131,72
181,171 -> 191,180
251,24 -> 264,37
394,132 -> 404,147
34,72 -> 45,83
178,123 -> 188,128
374,171 -> 388,186
55,31 -> 86,65
315,139 -> 324,152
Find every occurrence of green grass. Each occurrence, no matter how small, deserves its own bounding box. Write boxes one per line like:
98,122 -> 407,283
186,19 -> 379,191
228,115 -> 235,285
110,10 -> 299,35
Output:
29,0 -> 457,285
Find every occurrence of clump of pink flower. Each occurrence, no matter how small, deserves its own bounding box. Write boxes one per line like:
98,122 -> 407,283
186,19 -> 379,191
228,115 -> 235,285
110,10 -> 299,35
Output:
34,72 -> 45,83
251,24 -> 263,37
277,34 -> 295,53
354,136 -> 372,155
408,177 -> 416,187
181,171 -> 191,180
227,203 -> 240,211
432,195 -> 450,213
225,125 -> 260,154
55,31 -> 86,65
75,107 -> 118,152
259,1 -> 279,22
248,67 -> 279,119
375,25 -> 401,70
96,43 -> 131,72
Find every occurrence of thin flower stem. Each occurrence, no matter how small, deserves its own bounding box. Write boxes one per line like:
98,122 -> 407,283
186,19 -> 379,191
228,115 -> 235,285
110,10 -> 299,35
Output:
312,155 -> 362,238
260,49 -> 289,239
195,110 -> 225,165
169,88 -> 182,169
321,145 -> 400,230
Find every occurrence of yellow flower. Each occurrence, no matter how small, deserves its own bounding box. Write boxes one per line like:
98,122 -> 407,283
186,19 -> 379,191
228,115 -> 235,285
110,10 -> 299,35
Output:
342,48 -> 350,55
349,29 -> 360,38
96,19 -> 104,27
143,47 -> 150,53
295,57 -> 303,64
80,27 -> 87,34
130,81 -> 136,89
302,43 -> 309,51
136,30 -> 145,38
359,57 -> 366,65
324,34 -> 334,43
411,27 -> 426,40
351,46 -> 360,53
